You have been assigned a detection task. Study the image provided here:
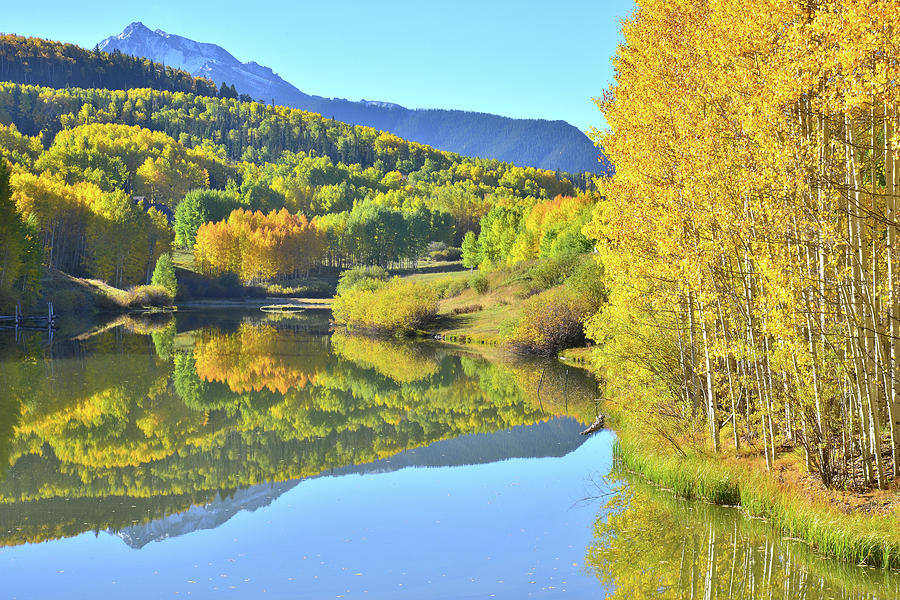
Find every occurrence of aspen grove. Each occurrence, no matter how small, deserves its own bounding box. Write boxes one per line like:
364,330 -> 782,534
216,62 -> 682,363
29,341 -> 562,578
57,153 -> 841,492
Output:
588,0 -> 900,488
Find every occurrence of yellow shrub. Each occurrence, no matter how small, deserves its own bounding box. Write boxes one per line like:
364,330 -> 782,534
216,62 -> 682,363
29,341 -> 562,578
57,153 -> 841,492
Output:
506,287 -> 590,355
332,277 -> 438,334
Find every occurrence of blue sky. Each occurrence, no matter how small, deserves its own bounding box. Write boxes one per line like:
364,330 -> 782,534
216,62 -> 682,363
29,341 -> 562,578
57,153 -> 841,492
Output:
3,0 -> 634,132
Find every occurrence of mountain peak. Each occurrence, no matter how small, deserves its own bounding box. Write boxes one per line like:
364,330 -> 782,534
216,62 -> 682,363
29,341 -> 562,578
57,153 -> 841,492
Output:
122,21 -> 152,36
100,22 -> 157,49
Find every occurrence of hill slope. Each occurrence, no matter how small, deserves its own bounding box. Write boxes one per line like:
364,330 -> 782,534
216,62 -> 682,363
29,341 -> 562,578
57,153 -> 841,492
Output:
98,22 -> 610,174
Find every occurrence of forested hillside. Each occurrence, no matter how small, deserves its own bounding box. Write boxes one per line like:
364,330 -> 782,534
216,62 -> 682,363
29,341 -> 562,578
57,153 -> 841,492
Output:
96,22 -> 610,174
0,50 -> 591,309
0,34 -> 218,97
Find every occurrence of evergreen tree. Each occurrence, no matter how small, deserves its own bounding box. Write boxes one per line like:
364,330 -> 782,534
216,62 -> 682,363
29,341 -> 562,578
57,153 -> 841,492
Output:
150,253 -> 177,297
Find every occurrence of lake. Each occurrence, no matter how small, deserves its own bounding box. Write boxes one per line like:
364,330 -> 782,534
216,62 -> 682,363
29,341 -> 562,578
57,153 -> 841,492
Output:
0,310 -> 897,598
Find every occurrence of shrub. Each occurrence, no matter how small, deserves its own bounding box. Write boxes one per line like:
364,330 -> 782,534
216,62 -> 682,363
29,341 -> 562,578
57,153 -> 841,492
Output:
430,247 -> 463,262
445,279 -> 468,298
266,280 -> 332,298
332,277 -> 439,334
336,266 -> 390,295
527,255 -> 581,292
125,285 -> 173,308
470,272 -> 490,294
174,270 -> 263,299
544,224 -> 593,258
432,277 -> 468,299
506,287 -> 590,355
451,304 -> 483,315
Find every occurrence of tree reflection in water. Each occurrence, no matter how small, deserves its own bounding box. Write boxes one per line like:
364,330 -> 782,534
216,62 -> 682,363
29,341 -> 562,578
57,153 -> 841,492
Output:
588,481 -> 900,600
0,313 -> 597,546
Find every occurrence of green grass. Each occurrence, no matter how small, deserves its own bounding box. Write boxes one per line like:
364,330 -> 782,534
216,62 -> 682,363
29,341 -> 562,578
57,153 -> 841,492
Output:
612,411 -> 900,570
398,257 -> 604,354
433,269 -> 528,344
172,248 -> 199,274
393,262 -> 518,344
399,267 -> 470,286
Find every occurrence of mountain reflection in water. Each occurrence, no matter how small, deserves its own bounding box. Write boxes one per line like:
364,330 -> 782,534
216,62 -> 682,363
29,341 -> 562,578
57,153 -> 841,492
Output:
113,417 -> 587,549
4,311 -> 896,600
0,310 -> 598,547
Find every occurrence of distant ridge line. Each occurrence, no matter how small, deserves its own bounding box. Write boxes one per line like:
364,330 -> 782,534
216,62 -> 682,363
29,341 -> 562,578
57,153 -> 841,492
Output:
97,22 -> 611,174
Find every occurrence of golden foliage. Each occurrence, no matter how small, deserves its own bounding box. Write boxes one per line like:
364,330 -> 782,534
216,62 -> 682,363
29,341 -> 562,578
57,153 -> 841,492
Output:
590,0 -> 900,485
194,207 -> 323,283
332,277 -> 439,333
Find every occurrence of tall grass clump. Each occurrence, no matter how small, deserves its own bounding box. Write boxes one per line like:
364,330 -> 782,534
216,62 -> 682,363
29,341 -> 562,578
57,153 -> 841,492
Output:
613,436 -> 740,505
526,254 -> 580,293
332,277 -> 438,335
430,247 -> 463,262
469,272 -> 489,294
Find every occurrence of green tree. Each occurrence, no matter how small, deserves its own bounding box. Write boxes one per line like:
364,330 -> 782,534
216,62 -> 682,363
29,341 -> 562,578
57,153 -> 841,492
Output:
151,253 -> 177,297
173,189 -> 241,248
461,230 -> 480,270
0,160 -> 24,303
0,161 -> 41,308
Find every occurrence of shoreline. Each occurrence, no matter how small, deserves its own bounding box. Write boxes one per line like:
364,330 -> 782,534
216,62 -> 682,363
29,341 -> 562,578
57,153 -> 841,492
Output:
175,297 -> 333,310
556,349 -> 900,572
26,277 -> 900,573
605,397 -> 900,571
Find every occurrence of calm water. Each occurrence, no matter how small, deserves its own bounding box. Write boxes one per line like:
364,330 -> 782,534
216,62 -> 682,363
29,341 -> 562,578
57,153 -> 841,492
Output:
0,310 -> 897,599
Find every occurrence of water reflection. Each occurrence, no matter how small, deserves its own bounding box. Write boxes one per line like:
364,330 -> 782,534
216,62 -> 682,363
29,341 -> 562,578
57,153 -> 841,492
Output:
588,481 -> 900,599
0,311 -> 597,547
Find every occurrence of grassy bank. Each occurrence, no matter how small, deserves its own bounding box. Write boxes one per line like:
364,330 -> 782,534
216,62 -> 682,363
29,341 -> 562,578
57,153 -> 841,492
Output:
36,268 -> 174,316
431,265 -> 526,346
608,401 -> 900,570
399,255 -> 603,354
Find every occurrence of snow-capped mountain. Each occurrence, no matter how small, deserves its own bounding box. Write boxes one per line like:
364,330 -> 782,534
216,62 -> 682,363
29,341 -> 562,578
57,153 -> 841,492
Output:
98,22 -> 315,108
112,480 -> 300,549
97,22 -> 610,174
